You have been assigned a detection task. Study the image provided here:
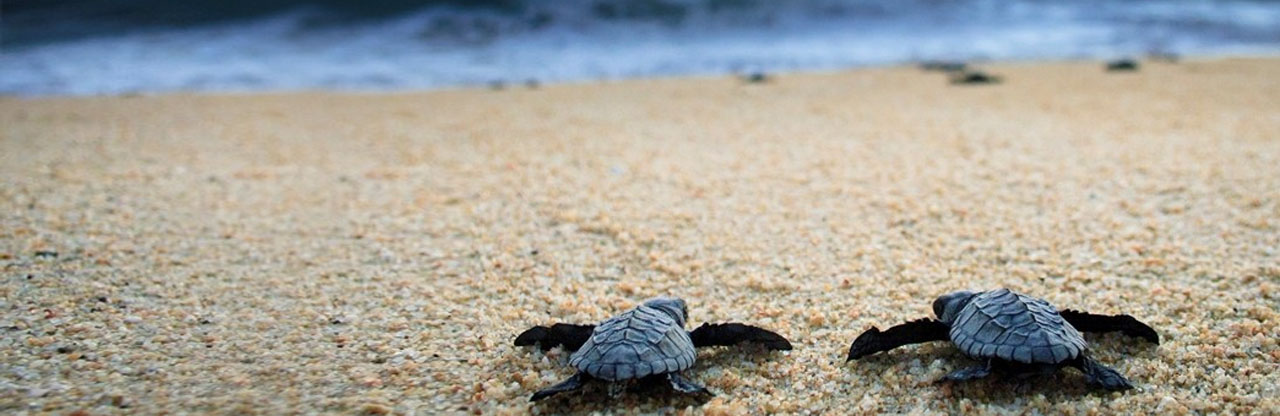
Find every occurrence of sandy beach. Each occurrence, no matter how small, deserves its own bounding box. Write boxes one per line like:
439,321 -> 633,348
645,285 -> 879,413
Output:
1,58 -> 1277,414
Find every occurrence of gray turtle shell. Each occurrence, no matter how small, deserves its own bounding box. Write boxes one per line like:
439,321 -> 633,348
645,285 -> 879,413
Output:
949,289 -> 1087,364
568,303 -> 696,381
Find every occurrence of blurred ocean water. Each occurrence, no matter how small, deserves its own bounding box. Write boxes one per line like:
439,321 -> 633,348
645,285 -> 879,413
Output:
2,0 -> 1278,95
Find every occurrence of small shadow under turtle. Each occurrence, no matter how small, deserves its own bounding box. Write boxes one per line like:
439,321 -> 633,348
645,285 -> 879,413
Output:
845,333 -> 1159,405
530,377 -> 713,415
529,345 -> 784,414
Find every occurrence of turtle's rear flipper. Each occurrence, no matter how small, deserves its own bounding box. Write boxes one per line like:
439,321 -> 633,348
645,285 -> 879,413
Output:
689,323 -> 792,350
939,361 -> 992,383
530,372 -> 588,401
514,323 -> 595,352
1073,355 -> 1134,391
1058,310 -> 1159,344
668,372 -> 712,396
847,318 -> 950,361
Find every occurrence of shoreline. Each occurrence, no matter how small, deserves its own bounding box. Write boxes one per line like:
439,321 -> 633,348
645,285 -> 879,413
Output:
4,53 -> 1280,99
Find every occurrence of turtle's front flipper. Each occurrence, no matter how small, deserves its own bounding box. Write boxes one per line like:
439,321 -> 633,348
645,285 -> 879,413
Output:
530,372 -> 589,401
939,360 -> 992,383
668,372 -> 712,396
688,323 -> 792,350
514,323 -> 595,352
1058,310 -> 1159,344
1072,355 -> 1134,391
847,318 -> 950,361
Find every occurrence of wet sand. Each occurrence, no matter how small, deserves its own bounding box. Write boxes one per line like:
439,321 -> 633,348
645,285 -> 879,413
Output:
1,58 -> 1277,414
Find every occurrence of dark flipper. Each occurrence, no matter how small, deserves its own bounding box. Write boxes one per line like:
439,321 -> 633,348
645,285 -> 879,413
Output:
530,372 -> 589,401
846,318 -> 950,361
514,323 -> 595,352
1059,309 -> 1159,344
940,360 -> 992,383
1073,355 -> 1134,391
668,372 -> 712,396
688,323 -> 792,350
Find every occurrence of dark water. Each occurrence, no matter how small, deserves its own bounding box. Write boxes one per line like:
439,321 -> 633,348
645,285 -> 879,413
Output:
3,0 -> 1279,95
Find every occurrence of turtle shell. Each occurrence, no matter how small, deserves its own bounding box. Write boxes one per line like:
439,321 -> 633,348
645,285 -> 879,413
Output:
568,302 -> 696,381
948,289 -> 1087,364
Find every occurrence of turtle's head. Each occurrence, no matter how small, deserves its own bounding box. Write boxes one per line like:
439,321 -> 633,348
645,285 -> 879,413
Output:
932,290 -> 977,325
643,296 -> 688,327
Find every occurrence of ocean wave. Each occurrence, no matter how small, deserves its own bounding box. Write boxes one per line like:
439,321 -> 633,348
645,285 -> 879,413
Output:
2,0 -> 1278,95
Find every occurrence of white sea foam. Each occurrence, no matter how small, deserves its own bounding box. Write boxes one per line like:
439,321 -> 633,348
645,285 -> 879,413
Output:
2,0 -> 1278,96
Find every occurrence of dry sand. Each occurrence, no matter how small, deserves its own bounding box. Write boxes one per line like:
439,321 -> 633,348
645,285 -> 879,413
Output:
1,58 -> 1278,415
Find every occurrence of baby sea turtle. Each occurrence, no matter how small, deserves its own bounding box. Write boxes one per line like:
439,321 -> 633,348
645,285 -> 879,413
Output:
515,296 -> 791,401
742,71 -> 770,84
919,60 -> 968,73
1106,59 -> 1140,72
847,288 -> 1158,390
950,71 -> 1002,85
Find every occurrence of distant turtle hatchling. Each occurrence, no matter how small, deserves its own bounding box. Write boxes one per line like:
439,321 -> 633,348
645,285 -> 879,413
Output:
1106,59 -> 1140,72
515,296 -> 792,401
742,71 -> 770,84
919,60 -> 968,73
847,288 -> 1158,390
950,70 -> 1002,85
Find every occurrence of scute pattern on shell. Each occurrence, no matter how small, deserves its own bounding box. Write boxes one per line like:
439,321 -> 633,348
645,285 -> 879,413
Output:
568,303 -> 696,381
949,289 -> 1088,364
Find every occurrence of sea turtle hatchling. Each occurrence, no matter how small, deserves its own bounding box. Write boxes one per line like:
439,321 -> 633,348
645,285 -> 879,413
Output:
847,288 -> 1158,390
515,296 -> 791,401
950,70 -> 1002,85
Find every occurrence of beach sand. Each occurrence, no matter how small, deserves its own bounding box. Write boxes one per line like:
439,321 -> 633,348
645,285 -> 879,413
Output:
1,58 -> 1277,415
